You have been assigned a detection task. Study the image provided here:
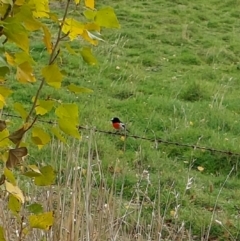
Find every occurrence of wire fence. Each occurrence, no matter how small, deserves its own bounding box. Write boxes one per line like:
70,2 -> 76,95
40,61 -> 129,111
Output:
2,112 -> 240,157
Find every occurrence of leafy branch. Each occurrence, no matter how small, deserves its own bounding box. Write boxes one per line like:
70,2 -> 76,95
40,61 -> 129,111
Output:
26,0 -> 71,125
0,0 -> 120,238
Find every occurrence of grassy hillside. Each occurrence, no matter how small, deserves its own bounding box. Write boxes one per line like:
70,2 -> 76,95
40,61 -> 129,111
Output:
2,0 -> 240,240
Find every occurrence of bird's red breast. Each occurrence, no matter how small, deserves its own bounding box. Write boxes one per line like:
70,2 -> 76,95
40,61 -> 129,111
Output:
112,122 -> 122,130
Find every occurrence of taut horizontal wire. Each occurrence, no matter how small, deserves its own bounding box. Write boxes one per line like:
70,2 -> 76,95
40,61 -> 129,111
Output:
2,112 -> 240,157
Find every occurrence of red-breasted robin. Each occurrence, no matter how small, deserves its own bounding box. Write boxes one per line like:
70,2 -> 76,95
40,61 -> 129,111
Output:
111,117 -> 129,132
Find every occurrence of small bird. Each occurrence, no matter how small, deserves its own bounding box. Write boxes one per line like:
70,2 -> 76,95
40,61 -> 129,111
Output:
111,117 -> 129,132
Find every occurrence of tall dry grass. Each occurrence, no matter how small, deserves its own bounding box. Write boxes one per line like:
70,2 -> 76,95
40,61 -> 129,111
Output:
0,131 -> 235,241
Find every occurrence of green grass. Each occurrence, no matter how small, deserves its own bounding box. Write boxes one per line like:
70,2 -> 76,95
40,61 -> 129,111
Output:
2,0 -> 240,240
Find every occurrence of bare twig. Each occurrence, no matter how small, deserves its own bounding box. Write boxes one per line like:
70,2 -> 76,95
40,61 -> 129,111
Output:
49,0 -> 71,65
25,115 -> 38,132
18,216 -> 24,241
25,79 -> 44,123
49,49 -> 61,66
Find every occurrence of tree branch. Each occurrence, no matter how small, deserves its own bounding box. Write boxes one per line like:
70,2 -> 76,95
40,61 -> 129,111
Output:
25,0 -> 71,126
49,0 -> 71,65
12,0 -> 72,149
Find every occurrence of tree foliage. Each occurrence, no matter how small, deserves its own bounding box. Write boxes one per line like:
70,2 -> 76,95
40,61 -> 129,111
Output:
0,0 -> 119,239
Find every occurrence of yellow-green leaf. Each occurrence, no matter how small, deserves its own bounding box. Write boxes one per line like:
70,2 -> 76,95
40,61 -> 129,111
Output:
55,103 -> 79,125
0,66 -> 9,81
28,165 -> 41,174
23,165 -> 41,178
95,7 -> 120,28
15,4 -> 42,31
80,47 -> 98,65
55,103 -> 80,138
83,10 -> 96,20
5,52 -> 15,66
4,168 -> 16,185
34,165 -> 56,186
0,94 -> 5,109
23,171 -> 42,178
82,22 -> 103,45
85,22 -> 101,33
27,203 -> 43,214
58,118 -> 80,139
14,102 -> 28,120
8,194 -> 21,213
4,19 -> 29,52
67,83 -> 93,94
35,99 -> 54,115
32,126 -> 51,149
42,63 -> 63,88
48,12 -> 58,22
81,29 -> 98,45
0,226 -> 6,241
62,18 -> 84,41
5,181 -> 25,203
55,103 -> 78,122
29,211 -> 54,230
14,0 -> 26,6
52,127 -> 66,143
14,51 -> 35,65
0,129 -> 10,147
16,61 -> 36,83
24,17 -> 42,31
74,0 -> 80,4
62,19 -> 99,45
0,85 -> 12,98
42,25 -> 52,54
85,0 -> 94,9
1,151 -> 8,163
29,0 -> 50,18
15,0 -> 24,5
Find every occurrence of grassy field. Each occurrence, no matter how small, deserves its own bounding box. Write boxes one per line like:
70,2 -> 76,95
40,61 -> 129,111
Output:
2,0 -> 240,240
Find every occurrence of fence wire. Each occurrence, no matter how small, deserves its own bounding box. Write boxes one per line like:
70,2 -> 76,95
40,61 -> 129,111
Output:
2,112 -> 240,157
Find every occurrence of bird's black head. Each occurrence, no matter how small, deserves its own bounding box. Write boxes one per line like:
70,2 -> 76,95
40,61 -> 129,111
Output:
111,117 -> 121,123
